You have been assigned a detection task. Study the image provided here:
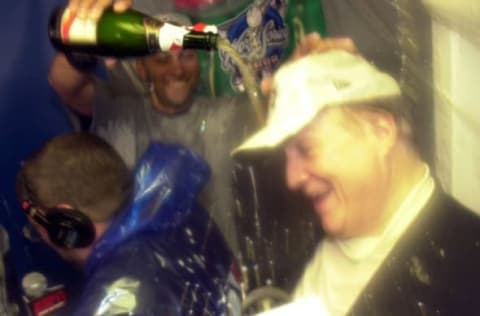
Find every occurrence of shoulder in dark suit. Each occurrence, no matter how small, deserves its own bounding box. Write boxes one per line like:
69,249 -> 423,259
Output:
350,187 -> 480,315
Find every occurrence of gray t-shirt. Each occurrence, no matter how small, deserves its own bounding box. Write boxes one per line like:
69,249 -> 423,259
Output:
92,79 -> 256,252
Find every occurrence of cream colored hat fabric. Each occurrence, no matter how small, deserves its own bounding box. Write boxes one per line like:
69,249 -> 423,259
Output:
233,50 -> 401,154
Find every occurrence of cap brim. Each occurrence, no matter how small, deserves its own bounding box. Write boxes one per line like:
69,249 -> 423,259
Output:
232,126 -> 285,155
232,105 -> 320,156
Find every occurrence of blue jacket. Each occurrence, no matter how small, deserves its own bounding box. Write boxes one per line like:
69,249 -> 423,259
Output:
73,143 -> 237,316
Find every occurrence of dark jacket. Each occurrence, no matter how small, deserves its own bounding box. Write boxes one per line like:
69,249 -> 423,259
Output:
350,188 -> 480,315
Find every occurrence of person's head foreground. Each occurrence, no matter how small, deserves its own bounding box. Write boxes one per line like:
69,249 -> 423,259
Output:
17,133 -> 132,266
235,50 -> 425,239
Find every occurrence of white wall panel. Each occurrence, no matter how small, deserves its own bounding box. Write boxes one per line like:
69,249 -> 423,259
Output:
432,20 -> 480,213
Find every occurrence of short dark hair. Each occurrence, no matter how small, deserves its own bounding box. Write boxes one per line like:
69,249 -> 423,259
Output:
17,133 -> 132,222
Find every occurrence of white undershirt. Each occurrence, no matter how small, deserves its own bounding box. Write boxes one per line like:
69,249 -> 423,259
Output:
293,164 -> 434,316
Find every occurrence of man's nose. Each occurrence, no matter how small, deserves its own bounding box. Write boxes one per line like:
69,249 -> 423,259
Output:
285,150 -> 307,190
169,55 -> 185,76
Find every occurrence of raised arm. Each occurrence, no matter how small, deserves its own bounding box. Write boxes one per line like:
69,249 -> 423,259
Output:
49,53 -> 96,116
48,0 -> 133,116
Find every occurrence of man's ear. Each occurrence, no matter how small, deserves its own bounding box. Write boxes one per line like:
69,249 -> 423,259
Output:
357,109 -> 397,157
370,111 -> 398,157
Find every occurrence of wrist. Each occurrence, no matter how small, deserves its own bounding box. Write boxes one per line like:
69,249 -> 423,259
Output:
64,52 -> 98,73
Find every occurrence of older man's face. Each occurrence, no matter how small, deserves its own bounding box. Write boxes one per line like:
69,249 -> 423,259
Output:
284,107 -> 391,238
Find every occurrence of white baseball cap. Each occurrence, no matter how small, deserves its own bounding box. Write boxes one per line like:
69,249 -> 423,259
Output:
233,50 -> 401,154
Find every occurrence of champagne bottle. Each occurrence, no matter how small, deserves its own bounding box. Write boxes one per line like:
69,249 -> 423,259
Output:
48,6 -> 219,57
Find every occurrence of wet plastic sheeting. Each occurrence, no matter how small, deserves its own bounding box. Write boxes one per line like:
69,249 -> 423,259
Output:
77,144 -> 235,316
233,150 -> 322,292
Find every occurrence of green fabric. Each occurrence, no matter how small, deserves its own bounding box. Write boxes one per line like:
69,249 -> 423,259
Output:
182,0 -> 327,96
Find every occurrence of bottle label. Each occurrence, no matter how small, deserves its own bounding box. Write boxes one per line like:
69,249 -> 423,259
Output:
60,9 -> 97,44
190,23 -> 218,34
158,23 -> 189,51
